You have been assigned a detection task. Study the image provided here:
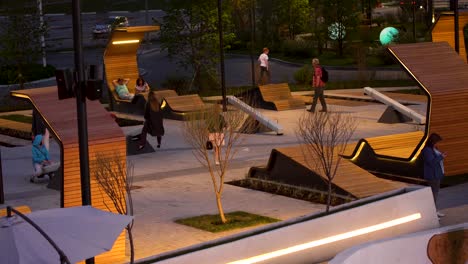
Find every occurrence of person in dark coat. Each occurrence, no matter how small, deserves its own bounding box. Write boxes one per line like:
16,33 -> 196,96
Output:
137,91 -> 164,150
422,132 -> 447,217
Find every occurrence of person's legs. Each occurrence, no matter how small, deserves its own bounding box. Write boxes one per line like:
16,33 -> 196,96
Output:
428,179 -> 440,205
43,128 -> 50,151
156,136 -> 161,148
259,67 -> 267,85
138,122 -> 149,150
309,87 -> 320,112
213,146 -> 220,165
318,91 -> 327,112
31,163 -> 43,182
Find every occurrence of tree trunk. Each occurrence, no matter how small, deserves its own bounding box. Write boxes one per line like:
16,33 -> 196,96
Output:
326,180 -> 332,213
216,193 -> 227,223
126,224 -> 135,264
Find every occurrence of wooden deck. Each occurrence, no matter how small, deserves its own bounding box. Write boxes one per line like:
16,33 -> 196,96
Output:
10,87 -> 127,263
250,145 -> 407,199
431,11 -> 468,63
258,83 -> 307,110
388,42 -> 468,176
365,131 -> 424,159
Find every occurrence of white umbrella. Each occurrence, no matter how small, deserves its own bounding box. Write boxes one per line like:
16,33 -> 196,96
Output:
0,205 -> 133,264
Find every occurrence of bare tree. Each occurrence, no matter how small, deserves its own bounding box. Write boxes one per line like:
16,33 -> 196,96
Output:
296,112 -> 356,213
93,153 -> 135,263
183,104 -> 255,223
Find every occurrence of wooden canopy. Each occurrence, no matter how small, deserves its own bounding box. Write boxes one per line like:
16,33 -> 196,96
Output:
104,26 -> 160,105
11,87 -> 127,263
388,42 -> 468,176
431,11 -> 468,62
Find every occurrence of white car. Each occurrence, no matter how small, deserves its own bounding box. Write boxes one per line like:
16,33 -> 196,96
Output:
93,16 -> 129,37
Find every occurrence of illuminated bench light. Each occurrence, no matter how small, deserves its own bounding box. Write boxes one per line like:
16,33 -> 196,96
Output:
112,39 -> 140,45
228,213 -> 422,264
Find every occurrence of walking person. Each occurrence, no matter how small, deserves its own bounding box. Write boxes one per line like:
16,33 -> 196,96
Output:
136,91 -> 165,150
258,47 -> 270,85
207,106 -> 226,165
308,58 -> 327,113
422,133 -> 447,218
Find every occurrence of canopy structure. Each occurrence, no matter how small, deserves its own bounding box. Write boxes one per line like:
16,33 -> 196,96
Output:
104,26 -> 160,110
387,42 -> 468,176
431,11 -> 468,63
10,87 -> 127,263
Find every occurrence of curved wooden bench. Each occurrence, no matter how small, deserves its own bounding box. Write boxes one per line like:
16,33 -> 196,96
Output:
427,229 -> 468,264
258,83 -> 307,111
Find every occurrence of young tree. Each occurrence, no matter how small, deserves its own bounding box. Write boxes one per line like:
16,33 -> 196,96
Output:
160,0 -> 235,91
321,0 -> 361,56
93,153 -> 135,263
183,104 -> 254,223
296,112 -> 356,212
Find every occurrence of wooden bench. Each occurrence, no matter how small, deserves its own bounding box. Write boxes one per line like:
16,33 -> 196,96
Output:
0,205 -> 31,217
153,90 -> 212,120
258,83 -> 308,111
427,229 -> 468,264
365,131 -> 424,159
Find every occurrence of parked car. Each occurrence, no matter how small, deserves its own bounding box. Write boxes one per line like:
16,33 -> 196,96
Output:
93,16 -> 129,38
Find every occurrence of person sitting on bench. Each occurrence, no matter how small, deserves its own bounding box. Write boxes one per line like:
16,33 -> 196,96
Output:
31,134 -> 58,182
112,78 -> 134,100
135,76 -> 150,94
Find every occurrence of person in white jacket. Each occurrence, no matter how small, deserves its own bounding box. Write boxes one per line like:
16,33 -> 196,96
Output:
258,47 -> 270,84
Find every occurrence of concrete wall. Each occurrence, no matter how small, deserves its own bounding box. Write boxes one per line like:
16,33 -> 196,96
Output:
330,223 -> 468,264
143,187 -> 439,264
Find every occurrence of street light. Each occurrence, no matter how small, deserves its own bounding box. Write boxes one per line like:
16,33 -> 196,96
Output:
217,0 -> 227,112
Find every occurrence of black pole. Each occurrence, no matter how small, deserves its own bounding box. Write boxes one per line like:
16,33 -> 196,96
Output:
413,1 -> 416,41
7,206 -> 71,264
250,0 -> 256,89
71,1 -> 94,263
454,0 -> 460,53
217,0 -> 227,112
0,149 -> 4,204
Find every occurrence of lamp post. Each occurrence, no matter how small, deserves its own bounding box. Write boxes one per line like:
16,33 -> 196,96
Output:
71,0 -> 93,263
37,0 -> 47,67
453,0 -> 460,53
217,0 -> 227,112
250,0 -> 256,89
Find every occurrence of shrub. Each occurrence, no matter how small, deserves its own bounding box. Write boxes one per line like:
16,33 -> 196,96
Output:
0,64 -> 56,85
294,65 -> 313,85
161,75 -> 193,95
282,39 -> 315,58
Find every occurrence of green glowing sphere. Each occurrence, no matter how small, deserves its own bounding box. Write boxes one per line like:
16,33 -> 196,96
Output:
379,27 -> 399,45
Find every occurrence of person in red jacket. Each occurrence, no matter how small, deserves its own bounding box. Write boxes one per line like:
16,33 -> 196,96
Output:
308,58 -> 327,113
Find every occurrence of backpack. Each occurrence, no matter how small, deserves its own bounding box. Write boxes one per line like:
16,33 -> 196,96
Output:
321,67 -> 329,83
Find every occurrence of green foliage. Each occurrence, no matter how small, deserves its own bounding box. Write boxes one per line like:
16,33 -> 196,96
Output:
0,64 -> 56,85
0,114 -> 32,124
0,5 -> 47,70
282,39 -> 315,58
160,0 -> 233,90
175,211 -> 279,232
294,65 -> 313,85
161,75 -> 194,95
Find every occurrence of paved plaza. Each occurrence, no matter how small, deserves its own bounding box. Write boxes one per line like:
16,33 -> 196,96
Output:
1,89 -> 467,262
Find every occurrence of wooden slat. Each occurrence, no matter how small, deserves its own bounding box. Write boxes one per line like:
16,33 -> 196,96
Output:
365,131 -> 424,159
431,11 -> 468,63
164,94 -> 210,113
258,83 -> 306,110
274,145 -> 407,198
0,205 -> 31,217
388,42 -> 468,176
10,87 -> 128,263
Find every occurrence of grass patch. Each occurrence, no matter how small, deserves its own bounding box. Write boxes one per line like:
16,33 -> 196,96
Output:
229,178 -> 354,206
0,114 -> 33,124
175,211 -> 279,233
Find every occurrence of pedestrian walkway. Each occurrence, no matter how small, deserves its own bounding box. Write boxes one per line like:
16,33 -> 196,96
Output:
0,89 -> 465,263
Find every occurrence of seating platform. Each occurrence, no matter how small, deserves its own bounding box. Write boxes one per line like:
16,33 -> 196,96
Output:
248,145 -> 407,199
258,83 -> 308,111
154,90 -> 212,120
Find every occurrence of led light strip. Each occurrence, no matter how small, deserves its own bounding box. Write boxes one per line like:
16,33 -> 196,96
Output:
112,39 -> 140,45
228,213 -> 421,264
